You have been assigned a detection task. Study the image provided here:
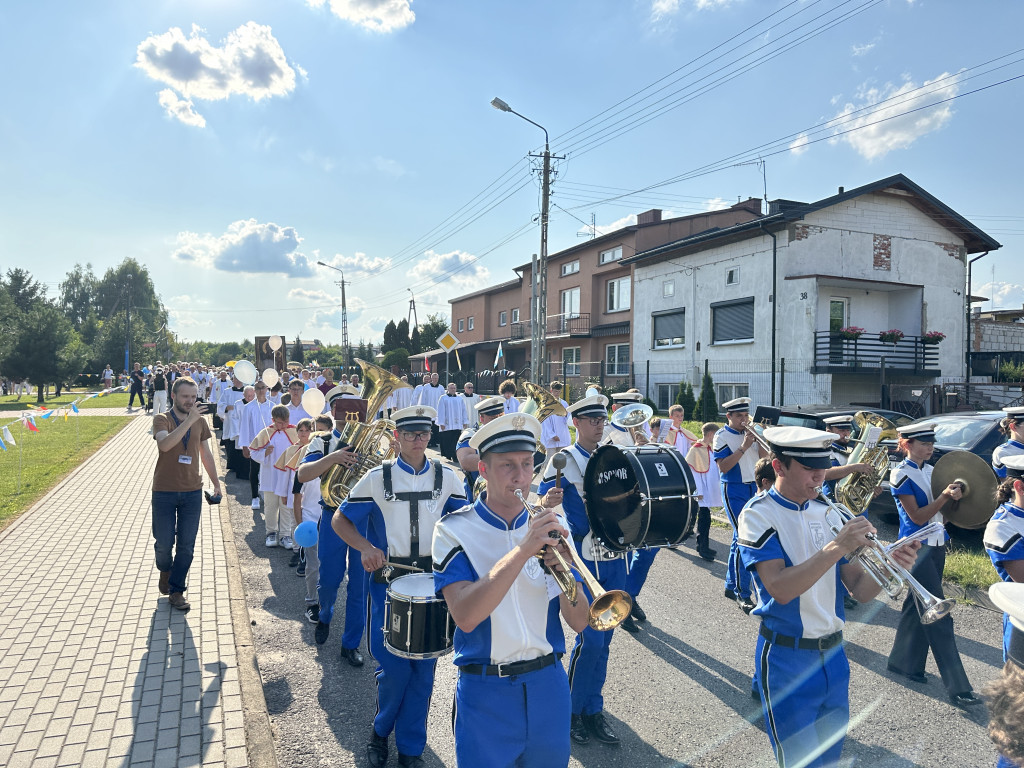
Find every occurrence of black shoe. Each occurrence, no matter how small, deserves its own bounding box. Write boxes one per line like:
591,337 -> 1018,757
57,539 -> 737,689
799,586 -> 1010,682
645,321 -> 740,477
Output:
724,588 -> 738,601
315,620 -> 330,645
366,731 -> 389,768
737,596 -> 756,614
697,542 -> 717,561
398,755 -> 425,767
296,560 -> 306,577
751,686 -> 761,701
950,691 -> 982,709
887,664 -> 928,685
305,604 -> 320,624
341,646 -> 364,667
630,601 -> 647,623
583,712 -> 620,746
570,714 -> 590,745
289,550 -> 301,567
843,594 -> 859,609
619,615 -> 640,634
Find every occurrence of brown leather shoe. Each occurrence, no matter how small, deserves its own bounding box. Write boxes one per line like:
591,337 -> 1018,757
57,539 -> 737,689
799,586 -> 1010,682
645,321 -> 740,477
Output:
158,571 -> 170,595
168,593 -> 191,612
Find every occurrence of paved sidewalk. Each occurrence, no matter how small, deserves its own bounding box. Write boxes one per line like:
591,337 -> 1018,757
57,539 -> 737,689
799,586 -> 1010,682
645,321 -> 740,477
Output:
0,416 -> 269,767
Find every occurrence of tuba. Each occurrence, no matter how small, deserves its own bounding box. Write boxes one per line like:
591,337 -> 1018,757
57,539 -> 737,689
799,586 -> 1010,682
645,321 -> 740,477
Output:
320,359 -> 412,508
834,411 -> 899,516
521,381 -> 568,427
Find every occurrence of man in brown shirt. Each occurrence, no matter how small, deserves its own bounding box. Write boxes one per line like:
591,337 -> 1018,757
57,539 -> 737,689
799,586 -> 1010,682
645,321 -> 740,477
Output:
152,376 -> 221,611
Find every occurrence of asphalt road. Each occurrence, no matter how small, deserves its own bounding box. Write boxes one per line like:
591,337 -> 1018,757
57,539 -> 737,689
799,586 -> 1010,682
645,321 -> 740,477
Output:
222,460 -> 1005,768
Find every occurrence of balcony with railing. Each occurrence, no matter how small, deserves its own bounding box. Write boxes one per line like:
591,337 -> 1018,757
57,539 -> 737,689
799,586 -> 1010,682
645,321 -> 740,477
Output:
508,312 -> 591,341
812,332 -> 942,375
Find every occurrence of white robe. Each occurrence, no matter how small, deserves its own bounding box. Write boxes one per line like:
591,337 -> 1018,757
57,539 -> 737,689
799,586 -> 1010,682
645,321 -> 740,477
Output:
239,398 -> 273,449
461,393 -> 482,427
436,394 -> 468,432
218,388 -> 245,441
417,384 -> 445,409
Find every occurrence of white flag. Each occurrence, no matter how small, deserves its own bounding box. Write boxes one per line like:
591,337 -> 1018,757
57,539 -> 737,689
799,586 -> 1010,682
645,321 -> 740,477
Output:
2,426 -> 15,447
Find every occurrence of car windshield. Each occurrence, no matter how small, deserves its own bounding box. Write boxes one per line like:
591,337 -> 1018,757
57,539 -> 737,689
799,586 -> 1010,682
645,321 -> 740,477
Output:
933,418 -> 997,449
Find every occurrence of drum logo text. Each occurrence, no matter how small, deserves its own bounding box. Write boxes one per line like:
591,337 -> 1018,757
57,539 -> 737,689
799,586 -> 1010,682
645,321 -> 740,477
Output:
597,468 -> 629,484
654,462 -> 668,477
392,614 -> 401,632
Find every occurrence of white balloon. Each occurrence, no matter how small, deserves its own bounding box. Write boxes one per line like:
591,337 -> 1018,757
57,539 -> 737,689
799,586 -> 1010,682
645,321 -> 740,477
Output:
301,387 -> 326,416
262,368 -> 280,388
268,335 -> 283,351
233,360 -> 258,386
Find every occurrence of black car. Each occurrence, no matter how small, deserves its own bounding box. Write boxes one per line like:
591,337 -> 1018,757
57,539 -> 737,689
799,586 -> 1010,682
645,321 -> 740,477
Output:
752,405 -> 915,437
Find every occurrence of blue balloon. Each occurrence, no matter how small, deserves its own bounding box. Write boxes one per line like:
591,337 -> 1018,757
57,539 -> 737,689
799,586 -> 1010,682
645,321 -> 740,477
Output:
293,520 -> 318,548
143,366 -> 150,375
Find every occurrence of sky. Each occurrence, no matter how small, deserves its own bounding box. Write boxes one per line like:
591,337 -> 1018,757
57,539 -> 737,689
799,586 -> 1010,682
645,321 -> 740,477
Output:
2,0 -> 1022,346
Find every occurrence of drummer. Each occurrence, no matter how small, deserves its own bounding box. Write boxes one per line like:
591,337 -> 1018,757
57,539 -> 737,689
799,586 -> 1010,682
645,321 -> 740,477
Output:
331,405 -> 466,768
456,396 -> 505,502
993,407 -> 1024,479
433,413 -> 589,767
538,394 -> 624,747
713,397 -> 767,614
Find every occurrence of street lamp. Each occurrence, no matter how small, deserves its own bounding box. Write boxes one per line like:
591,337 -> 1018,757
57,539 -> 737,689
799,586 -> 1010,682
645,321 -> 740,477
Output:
491,96 -> 552,384
317,261 -> 351,374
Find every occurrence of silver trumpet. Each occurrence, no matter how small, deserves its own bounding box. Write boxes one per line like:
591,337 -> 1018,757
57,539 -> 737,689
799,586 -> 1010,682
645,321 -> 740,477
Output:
815,487 -> 954,625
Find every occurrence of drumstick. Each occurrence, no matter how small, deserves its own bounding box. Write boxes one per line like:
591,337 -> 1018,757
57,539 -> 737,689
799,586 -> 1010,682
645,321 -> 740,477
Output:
384,560 -> 423,572
552,453 -> 567,488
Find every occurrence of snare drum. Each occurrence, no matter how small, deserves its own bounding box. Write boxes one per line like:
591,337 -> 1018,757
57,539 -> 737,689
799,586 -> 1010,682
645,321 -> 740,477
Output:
583,444 -> 698,552
384,573 -> 454,660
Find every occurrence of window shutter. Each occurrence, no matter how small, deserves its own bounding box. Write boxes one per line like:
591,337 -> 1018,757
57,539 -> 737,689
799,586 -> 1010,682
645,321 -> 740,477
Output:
712,299 -> 754,342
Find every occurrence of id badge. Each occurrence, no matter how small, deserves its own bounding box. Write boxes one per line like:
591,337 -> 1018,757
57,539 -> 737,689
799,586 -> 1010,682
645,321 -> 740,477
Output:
178,455 -> 193,465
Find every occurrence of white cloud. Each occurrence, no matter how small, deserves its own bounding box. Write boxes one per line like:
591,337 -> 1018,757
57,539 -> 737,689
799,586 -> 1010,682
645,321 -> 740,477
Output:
289,288 -> 334,303
409,250 -> 490,294
651,0 -> 680,21
852,41 -> 876,57
136,22 -> 298,125
585,214 -> 636,237
978,281 -> 1024,310
306,0 -> 415,33
173,219 -> 314,277
372,156 -> 407,177
157,89 -> 206,128
703,197 -> 727,211
830,72 -> 960,160
788,133 -> 810,155
300,150 -> 335,172
318,252 -> 393,279
695,0 -> 733,9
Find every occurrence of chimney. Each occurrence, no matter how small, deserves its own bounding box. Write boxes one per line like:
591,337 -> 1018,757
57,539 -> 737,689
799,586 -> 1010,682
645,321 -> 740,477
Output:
838,186 -> 845,195
637,209 -> 662,226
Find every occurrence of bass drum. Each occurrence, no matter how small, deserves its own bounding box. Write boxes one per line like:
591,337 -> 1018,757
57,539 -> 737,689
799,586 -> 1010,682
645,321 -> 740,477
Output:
584,445 -> 698,553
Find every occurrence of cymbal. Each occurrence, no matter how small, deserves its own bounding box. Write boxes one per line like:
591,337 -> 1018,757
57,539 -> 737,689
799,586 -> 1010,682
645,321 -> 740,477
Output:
930,451 -> 999,529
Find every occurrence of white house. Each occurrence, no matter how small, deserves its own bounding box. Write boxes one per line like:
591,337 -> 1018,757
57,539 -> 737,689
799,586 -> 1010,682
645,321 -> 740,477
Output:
624,174 -> 1001,410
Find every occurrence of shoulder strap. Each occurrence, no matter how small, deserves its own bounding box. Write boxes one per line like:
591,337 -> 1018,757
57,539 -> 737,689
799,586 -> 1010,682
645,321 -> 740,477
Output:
383,460 -> 396,501
432,459 -> 444,499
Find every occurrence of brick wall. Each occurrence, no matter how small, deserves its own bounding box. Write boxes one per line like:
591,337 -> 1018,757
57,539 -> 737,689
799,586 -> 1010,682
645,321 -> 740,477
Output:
872,234 -> 892,270
976,319 -> 1024,352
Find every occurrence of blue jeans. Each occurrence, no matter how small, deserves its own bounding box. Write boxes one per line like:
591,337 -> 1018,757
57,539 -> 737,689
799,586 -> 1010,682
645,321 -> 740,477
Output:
152,490 -> 203,595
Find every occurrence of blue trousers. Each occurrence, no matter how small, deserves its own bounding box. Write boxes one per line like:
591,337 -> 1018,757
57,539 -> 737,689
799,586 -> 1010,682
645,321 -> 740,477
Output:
368,579 -> 436,756
568,545 -> 626,715
316,512 -> 367,650
723,482 -> 755,598
625,548 -> 657,598
454,661 -> 570,768
152,490 -> 202,595
757,632 -> 850,768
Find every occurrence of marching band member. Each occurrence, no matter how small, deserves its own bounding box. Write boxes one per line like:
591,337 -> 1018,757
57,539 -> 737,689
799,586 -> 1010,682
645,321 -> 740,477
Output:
994,407 -> 1024,479
738,426 -> 921,768
887,422 -> 980,708
540,382 -> 572,454
537,394 -> 625,747
332,405 -> 466,768
456,396 -> 505,502
821,415 -> 874,502
499,378 -> 520,414
436,382 -> 468,461
434,413 -> 589,767
713,397 -> 766,613
684,422 -> 721,562
602,391 -> 645,446
985,455 -> 1024,664
987,583 -> 1024,768
296,387 -> 367,667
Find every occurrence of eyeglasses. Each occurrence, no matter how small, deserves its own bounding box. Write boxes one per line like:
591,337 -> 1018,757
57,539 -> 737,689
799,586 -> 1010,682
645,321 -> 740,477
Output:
581,417 -> 608,427
398,431 -> 431,442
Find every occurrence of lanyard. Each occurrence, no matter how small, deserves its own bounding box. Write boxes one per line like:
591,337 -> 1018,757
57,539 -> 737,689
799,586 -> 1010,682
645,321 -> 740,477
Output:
169,409 -> 192,452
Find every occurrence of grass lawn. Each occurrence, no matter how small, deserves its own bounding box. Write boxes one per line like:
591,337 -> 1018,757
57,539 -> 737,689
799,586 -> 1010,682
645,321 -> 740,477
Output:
945,545 -> 1000,592
0,391 -> 131,412
0,414 -> 131,531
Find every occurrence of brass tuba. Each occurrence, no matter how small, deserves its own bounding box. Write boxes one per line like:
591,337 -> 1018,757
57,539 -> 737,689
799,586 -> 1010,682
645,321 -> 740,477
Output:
320,359 -> 412,508
521,381 -> 568,430
834,411 -> 899,516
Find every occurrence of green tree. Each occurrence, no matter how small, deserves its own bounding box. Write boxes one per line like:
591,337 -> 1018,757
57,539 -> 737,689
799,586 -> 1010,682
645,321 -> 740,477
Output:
382,347 -> 410,372
382,320 -> 399,353
694,370 -> 719,422
409,327 -> 422,355
676,380 -> 697,418
91,311 -> 149,374
290,335 -> 304,365
5,301 -> 79,403
59,263 -> 98,326
396,318 -> 410,351
419,313 -> 449,351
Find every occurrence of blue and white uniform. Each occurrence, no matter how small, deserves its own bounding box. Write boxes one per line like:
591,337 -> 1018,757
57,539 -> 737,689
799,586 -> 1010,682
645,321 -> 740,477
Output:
433,496 -> 576,768
985,501 -> 1024,658
888,456 -> 973,699
993,441 -> 1024,480
739,487 -> 850,768
456,426 -> 478,501
301,430 -> 367,651
538,442 -> 625,718
339,455 -> 465,758
714,425 -> 759,599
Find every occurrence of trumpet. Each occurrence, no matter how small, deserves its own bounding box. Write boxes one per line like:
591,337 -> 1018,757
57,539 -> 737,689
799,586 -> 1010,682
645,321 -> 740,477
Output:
513,489 -> 633,631
815,488 -> 954,625
743,421 -> 773,455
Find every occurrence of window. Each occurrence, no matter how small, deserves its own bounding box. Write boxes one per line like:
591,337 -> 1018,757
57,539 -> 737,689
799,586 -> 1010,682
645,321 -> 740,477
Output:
656,383 -> 675,412
606,277 -> 630,313
726,266 -> 740,286
457,319 -> 464,332
606,343 -> 629,376
663,280 -> 675,298
711,298 -> 754,343
718,383 -> 749,404
561,287 -> 581,318
468,316 -> 475,331
563,347 -> 581,376
599,246 -> 622,264
652,309 -> 685,349
511,308 -> 520,323
561,260 -> 580,276
498,310 -> 507,327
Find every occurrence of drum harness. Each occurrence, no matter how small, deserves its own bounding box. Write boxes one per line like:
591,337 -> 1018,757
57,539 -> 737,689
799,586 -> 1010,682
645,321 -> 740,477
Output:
374,459 -> 444,583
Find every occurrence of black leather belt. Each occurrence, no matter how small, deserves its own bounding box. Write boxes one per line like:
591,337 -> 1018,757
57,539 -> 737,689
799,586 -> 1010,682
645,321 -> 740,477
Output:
460,652 -> 560,678
760,624 -> 843,651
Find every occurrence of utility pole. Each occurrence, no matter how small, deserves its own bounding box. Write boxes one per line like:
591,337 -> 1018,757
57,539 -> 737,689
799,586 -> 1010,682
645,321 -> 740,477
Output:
125,274 -> 133,374
316,261 -> 351,374
407,289 -> 419,331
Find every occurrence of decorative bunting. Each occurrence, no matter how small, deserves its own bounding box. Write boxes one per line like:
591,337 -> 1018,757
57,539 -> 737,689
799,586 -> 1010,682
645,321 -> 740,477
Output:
3,427 -> 15,446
